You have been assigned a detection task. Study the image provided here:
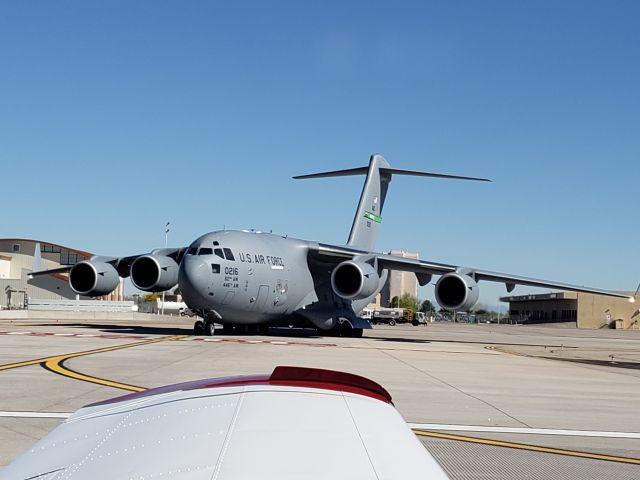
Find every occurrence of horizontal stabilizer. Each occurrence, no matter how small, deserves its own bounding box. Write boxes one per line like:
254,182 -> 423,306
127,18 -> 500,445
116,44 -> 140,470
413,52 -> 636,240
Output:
380,168 -> 491,182
294,166 -> 490,182
292,167 -> 369,179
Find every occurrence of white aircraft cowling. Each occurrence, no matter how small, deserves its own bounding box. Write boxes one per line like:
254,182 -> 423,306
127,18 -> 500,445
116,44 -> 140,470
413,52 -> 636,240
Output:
1,367 -> 448,479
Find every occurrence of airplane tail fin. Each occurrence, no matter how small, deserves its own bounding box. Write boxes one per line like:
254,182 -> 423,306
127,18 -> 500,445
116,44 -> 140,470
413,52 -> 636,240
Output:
294,154 -> 490,251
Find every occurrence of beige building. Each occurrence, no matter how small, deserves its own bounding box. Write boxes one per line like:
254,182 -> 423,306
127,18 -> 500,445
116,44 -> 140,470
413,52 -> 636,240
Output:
501,291 -> 639,329
380,250 -> 419,307
0,239 -> 124,308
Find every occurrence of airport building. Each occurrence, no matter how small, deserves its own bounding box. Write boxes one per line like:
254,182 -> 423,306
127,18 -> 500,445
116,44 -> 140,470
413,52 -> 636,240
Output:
0,239 -> 124,308
379,250 -> 419,307
501,291 -> 639,329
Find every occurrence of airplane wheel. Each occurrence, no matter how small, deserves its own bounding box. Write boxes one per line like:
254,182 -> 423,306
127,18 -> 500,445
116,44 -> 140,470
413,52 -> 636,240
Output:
257,325 -> 269,335
236,325 -> 248,335
193,320 -> 204,336
352,328 -> 363,338
323,323 -> 341,337
223,324 -> 234,335
412,320 -> 419,326
339,322 -> 353,337
204,322 -> 216,336
389,319 -> 396,326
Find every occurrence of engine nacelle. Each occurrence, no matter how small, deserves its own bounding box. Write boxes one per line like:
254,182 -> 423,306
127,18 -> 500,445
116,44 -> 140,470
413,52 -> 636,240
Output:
435,272 -> 479,311
331,260 -> 380,300
130,254 -> 179,292
69,260 -> 120,297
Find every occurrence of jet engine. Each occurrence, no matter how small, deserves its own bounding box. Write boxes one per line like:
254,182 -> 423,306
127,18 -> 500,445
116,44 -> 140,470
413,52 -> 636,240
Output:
435,272 -> 479,311
130,254 -> 179,292
331,260 -> 380,300
69,260 -> 120,297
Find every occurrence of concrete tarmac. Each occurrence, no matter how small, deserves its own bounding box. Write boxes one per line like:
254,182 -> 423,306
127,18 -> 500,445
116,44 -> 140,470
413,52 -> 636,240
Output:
1,317 -> 639,478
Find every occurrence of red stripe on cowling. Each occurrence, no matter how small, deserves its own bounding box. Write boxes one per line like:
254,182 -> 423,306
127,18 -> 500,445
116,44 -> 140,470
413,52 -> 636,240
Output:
87,367 -> 392,407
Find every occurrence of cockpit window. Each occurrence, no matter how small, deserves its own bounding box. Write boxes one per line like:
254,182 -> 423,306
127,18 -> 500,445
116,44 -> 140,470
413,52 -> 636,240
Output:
213,241 -> 220,246
223,248 -> 235,261
198,248 -> 213,255
214,248 -> 224,259
211,263 -> 220,273
188,247 -> 198,255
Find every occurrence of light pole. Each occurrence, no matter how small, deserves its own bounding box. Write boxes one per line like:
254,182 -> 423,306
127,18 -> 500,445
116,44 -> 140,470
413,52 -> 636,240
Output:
161,222 -> 170,316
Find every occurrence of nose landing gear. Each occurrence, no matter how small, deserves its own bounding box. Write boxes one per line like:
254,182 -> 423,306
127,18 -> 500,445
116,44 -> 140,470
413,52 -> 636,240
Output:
194,320 -> 216,336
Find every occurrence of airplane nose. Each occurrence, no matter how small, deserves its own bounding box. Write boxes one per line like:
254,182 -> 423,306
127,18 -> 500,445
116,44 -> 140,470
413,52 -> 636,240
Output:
179,256 -> 211,308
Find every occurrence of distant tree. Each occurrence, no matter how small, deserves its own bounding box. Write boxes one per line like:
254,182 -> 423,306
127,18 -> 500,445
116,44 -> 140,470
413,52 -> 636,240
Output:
398,293 -> 419,312
474,309 -> 489,315
388,294 -> 418,310
419,299 -> 436,313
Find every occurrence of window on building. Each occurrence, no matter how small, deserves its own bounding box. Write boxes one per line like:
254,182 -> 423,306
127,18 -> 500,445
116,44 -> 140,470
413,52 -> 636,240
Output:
42,244 -> 61,254
12,244 -> 20,252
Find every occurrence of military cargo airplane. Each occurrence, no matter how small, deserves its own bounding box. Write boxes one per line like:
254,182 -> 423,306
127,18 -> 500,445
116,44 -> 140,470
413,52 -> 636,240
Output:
31,154 -> 633,337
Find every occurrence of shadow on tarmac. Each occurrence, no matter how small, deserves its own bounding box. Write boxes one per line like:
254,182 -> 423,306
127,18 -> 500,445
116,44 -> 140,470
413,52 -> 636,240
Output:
49,323 -> 323,338
364,336 -> 432,344
534,356 -> 640,370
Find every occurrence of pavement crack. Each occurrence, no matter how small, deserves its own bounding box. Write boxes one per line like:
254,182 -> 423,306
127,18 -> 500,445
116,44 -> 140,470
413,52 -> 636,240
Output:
379,348 -> 531,428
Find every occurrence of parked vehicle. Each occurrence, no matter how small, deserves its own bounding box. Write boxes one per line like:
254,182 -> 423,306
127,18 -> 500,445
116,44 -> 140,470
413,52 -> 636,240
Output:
361,307 -> 423,326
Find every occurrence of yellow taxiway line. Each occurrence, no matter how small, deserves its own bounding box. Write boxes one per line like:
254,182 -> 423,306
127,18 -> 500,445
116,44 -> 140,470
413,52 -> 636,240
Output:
413,429 -> 640,465
42,357 -> 147,392
0,335 -> 186,392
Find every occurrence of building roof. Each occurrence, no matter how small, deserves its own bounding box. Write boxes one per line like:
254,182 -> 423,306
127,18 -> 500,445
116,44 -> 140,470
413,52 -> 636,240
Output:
0,238 -> 93,258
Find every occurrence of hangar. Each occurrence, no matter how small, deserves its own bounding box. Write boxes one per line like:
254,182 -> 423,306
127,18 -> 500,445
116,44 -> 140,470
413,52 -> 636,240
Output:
0,239 -> 123,308
501,291 -> 639,329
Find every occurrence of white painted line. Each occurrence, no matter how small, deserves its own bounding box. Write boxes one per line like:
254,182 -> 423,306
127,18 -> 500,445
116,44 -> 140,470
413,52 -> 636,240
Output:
53,333 -> 74,336
203,338 -> 222,342
408,423 -> 640,439
270,341 -> 288,345
246,340 -> 263,344
0,411 -> 72,419
7,332 -> 31,335
76,334 -> 99,337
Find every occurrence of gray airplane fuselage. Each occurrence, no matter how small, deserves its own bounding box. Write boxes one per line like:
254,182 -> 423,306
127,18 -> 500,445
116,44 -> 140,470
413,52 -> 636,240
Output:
179,230 -> 363,327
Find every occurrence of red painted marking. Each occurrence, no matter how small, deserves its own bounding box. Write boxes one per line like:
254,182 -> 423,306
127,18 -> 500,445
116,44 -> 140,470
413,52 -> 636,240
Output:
89,366 -> 392,407
189,338 -> 336,347
0,331 -> 149,340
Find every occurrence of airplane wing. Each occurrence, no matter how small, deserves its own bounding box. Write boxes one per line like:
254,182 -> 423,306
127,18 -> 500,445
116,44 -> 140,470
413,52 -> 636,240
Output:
312,243 -> 634,300
29,247 -> 186,278
0,367 -> 449,480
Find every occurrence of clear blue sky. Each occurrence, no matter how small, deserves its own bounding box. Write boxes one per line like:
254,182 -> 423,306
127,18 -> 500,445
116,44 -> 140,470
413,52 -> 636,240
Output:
1,1 -> 638,306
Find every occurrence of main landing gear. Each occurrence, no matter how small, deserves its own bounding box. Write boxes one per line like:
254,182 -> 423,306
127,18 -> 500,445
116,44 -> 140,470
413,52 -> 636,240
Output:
194,321 -> 271,336
325,321 -> 363,338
